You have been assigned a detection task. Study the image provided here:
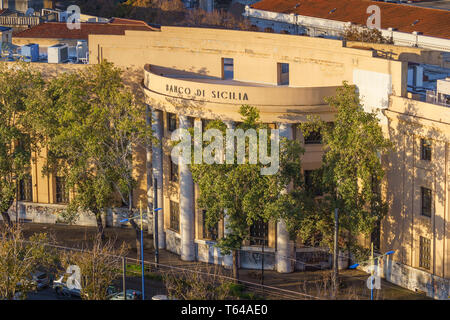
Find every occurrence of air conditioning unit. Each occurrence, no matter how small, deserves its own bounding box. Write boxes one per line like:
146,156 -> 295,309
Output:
20,43 -> 39,62
76,40 -> 88,60
58,11 -> 69,22
48,44 -> 69,63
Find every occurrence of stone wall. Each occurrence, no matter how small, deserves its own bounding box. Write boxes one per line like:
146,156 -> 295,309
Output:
295,247 -> 333,271
239,247 -> 276,270
165,229 -> 182,256
196,240 -> 228,267
359,256 -> 450,300
4,201 -> 153,232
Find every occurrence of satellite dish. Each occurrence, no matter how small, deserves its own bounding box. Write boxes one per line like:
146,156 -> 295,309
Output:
25,8 -> 35,16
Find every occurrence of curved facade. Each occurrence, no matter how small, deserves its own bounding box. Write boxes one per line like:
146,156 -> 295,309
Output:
8,26 -> 413,274
142,63 -> 339,272
89,26 -> 406,272
2,24 -> 447,297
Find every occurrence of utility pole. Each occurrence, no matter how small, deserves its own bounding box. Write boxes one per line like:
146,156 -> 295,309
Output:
370,242 -> 374,301
153,177 -> 159,266
140,201 -> 145,300
261,233 -> 265,290
15,180 -> 19,224
333,208 -> 339,296
122,256 -> 127,300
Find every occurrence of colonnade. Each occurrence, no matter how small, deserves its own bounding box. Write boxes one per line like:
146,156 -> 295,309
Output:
150,107 -> 295,271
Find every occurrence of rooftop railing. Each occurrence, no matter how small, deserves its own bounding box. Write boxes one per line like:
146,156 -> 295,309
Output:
426,90 -> 450,108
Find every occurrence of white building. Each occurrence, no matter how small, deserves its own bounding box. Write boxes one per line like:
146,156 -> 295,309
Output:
243,0 -> 450,52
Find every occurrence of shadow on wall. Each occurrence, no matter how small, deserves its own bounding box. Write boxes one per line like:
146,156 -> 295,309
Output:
381,97 -> 448,299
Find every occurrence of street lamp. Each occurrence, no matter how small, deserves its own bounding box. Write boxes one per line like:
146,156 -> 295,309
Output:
120,201 -> 162,301
349,247 -> 395,300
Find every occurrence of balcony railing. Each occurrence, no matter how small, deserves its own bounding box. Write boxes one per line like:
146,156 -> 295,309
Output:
426,90 -> 450,108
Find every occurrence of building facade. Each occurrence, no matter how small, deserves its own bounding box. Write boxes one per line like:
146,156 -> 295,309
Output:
1,26 -> 448,297
0,0 -> 52,12
243,0 -> 450,52
87,26 -> 406,273
380,92 -> 450,299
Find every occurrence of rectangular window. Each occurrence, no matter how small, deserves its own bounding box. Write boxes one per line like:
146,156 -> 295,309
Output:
421,187 -> 432,217
420,138 -> 432,161
222,58 -> 234,80
19,175 -> 33,202
303,233 -> 323,247
249,219 -> 268,246
304,130 -> 322,144
169,155 -> 179,183
187,116 -> 195,128
277,63 -> 289,85
304,170 -> 322,196
169,201 -> 180,232
202,210 -> 218,241
419,236 -> 431,270
55,176 -> 68,204
167,112 -> 177,132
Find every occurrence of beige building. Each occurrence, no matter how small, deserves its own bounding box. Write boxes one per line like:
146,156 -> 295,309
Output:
381,92 -> 450,298
2,26 -> 449,298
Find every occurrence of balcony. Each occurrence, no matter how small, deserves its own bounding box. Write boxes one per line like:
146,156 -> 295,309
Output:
426,90 -> 450,108
143,65 -> 339,111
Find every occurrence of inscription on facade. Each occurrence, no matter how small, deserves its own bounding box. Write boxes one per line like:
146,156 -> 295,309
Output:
165,84 -> 249,101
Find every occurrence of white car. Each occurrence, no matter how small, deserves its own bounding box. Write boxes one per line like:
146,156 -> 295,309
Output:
108,290 -> 142,300
52,275 -> 81,298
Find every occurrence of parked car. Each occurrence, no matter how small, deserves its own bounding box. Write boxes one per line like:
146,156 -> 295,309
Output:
13,279 -> 36,300
52,274 -> 81,298
108,289 -> 142,300
152,294 -> 169,300
32,272 -> 50,291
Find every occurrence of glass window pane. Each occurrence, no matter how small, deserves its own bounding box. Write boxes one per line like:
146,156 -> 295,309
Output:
170,201 -> 180,232
250,219 -> 268,246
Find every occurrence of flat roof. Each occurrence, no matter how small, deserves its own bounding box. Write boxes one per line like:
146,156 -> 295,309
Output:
14,20 -> 159,40
251,0 -> 450,39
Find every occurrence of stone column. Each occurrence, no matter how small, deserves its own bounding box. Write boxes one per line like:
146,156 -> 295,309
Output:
152,108 -> 165,249
146,105 -> 152,235
276,123 -> 295,273
179,115 -> 195,261
222,120 -> 234,268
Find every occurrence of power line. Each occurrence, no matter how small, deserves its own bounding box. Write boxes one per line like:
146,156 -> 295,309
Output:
12,239 -> 321,300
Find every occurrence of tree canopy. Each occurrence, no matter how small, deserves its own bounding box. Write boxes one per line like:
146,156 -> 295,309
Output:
298,81 -> 392,252
189,105 -> 305,279
0,63 -> 44,225
32,60 -> 153,241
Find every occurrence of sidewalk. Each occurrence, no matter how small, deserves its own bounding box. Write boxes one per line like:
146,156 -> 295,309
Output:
20,222 -> 429,300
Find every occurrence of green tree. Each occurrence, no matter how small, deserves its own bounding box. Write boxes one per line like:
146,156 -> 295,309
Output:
61,234 -> 127,300
0,62 -> 44,225
343,25 -> 393,44
190,105 -> 305,280
34,61 -> 153,248
0,224 -> 56,300
298,81 -> 392,255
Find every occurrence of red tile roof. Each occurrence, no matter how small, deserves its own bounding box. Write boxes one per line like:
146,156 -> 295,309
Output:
251,0 -> 450,39
109,17 -> 150,26
14,21 -> 158,40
